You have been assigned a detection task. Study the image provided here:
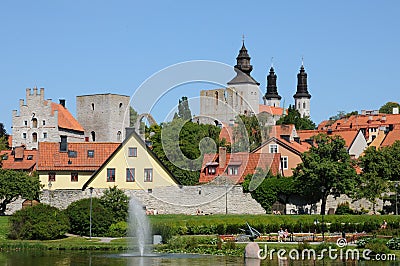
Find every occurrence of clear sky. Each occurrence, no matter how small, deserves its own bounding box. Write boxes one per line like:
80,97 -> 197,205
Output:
1,1 -> 399,132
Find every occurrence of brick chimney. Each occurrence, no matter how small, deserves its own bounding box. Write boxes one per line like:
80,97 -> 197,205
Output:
219,147 -> 227,169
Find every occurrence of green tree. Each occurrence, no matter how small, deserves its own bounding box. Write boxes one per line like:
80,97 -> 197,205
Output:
293,134 -> 358,215
99,186 -> 129,222
0,170 -> 42,215
328,110 -> 359,121
149,119 -> 222,185
130,106 -> 139,127
356,146 -> 391,213
242,170 -> 298,213
276,105 -> 316,130
0,123 -> 9,150
175,96 -> 192,121
379,102 -> 400,114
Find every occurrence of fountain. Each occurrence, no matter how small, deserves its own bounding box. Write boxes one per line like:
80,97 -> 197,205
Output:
128,196 -> 151,256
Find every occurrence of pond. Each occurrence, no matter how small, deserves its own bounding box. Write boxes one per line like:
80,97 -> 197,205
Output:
0,250 -> 398,266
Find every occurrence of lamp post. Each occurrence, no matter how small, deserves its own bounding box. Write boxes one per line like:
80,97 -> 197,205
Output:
395,183 -> 398,215
225,182 -> 228,215
89,187 -> 93,239
321,186 -> 326,242
48,181 -> 52,206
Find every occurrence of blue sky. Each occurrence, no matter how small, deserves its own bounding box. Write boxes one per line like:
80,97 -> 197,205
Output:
1,1 -> 399,132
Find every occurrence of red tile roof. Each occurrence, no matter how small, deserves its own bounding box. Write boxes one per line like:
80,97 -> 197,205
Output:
219,124 -> 234,144
7,136 -> 12,148
37,142 -> 119,171
259,105 -> 286,116
270,124 -> 296,138
0,149 -> 37,171
199,152 -> 280,184
381,127 -> 400,147
318,114 -> 400,131
297,129 -> 360,148
44,101 -> 84,132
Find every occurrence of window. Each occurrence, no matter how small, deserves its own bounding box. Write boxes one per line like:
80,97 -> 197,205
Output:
107,168 -> 116,182
32,118 -> 38,128
68,150 -> 77,158
43,120 -> 46,126
126,168 -> 135,182
71,172 -> 78,182
48,172 -> 56,182
227,166 -> 239,175
303,102 -> 306,109
87,150 -> 94,158
281,156 -> 288,170
24,120 -> 28,126
32,133 -> 38,142
22,133 -> 27,139
60,136 -> 68,152
144,168 -> 153,182
117,131 -> 122,142
269,144 -> 278,153
43,132 -> 47,139
91,131 -> 96,141
27,155 -> 33,160
128,147 -> 137,157
91,103 -> 95,110
208,166 -> 216,175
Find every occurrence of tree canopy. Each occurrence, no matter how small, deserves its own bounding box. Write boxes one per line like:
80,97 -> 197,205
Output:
0,169 -> 42,215
276,105 -> 316,130
0,123 -> 9,150
379,101 -> 400,114
293,133 -> 358,215
175,96 -> 192,121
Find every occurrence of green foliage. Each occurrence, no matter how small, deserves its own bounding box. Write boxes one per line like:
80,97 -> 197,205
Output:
293,133 -> 358,214
328,110 -> 358,121
129,106 -> 139,127
379,101 -> 400,114
0,123 -> 8,151
99,186 -> 129,222
152,223 -> 178,243
335,202 -> 355,215
276,105 -> 316,130
386,238 -> 400,250
8,204 -> 69,240
0,169 -> 42,215
65,198 -> 113,237
242,170 -> 298,213
108,221 -> 128,237
365,239 -> 390,254
175,96 -> 192,121
149,119 -> 222,185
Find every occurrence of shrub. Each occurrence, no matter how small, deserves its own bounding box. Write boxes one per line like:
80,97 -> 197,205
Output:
108,221 -> 128,237
386,238 -> 400,250
8,204 -> 69,240
152,223 -> 177,243
65,198 -> 113,237
335,202 -> 355,215
99,186 -> 129,222
365,240 -> 390,255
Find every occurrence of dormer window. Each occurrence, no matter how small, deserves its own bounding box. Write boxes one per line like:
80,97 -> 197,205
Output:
68,150 -> 77,158
208,166 -> 216,175
227,166 -> 239,175
88,150 -> 94,158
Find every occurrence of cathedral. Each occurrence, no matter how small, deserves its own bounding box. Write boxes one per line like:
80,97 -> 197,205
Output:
198,41 -> 311,125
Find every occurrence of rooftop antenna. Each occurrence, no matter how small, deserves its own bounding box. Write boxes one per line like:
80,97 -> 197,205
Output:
301,56 -> 304,67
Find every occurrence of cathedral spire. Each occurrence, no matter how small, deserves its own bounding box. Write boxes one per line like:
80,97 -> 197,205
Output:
234,40 -> 253,76
293,63 -> 311,99
264,66 -> 281,100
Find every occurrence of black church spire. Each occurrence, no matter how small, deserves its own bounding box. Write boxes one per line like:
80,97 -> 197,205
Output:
293,64 -> 311,99
234,41 -> 253,76
264,67 -> 281,100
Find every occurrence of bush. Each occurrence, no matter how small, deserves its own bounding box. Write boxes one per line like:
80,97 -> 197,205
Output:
335,202 -> 355,215
99,186 -> 129,222
65,198 -> 113,237
152,223 -> 177,243
365,240 -> 390,255
386,238 -> 400,250
108,221 -> 128,237
8,204 -> 69,240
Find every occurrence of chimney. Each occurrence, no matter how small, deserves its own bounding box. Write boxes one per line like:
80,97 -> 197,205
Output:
33,87 -> 38,95
393,107 -> 399,115
40,88 -> 45,101
59,99 -> 66,108
327,129 -> 333,135
125,127 -> 136,139
219,147 -> 227,169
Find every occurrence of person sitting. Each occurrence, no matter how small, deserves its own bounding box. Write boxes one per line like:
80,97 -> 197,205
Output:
381,220 -> 387,229
283,229 -> 289,241
278,228 -> 284,242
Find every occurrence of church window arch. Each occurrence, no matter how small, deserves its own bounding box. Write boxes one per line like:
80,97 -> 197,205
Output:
117,131 -> 122,142
32,118 -> 38,128
91,131 -> 96,141
32,132 -> 37,142
91,103 -> 95,111
215,91 -> 218,106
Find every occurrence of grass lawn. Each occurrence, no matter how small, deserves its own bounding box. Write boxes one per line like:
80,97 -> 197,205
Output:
0,216 -> 8,241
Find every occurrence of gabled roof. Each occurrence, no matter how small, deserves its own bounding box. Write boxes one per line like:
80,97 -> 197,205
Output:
319,114 -> 400,131
227,70 -> 259,85
37,142 -> 119,171
44,101 -> 85,132
381,126 -> 400,147
252,136 -> 310,155
82,130 -> 180,190
219,124 -> 234,144
199,151 -> 280,184
297,129 -> 360,148
270,124 -> 296,139
0,149 -> 37,171
259,105 -> 285,116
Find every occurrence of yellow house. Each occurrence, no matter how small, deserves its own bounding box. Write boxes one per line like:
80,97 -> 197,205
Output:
82,130 -> 180,191
37,142 -> 120,190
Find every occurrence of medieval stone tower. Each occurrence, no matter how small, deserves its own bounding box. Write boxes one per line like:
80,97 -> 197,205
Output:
293,64 -> 311,118
12,88 -> 85,149
76,93 -> 130,142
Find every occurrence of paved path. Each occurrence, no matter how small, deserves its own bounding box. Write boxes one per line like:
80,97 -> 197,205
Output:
65,233 -> 120,243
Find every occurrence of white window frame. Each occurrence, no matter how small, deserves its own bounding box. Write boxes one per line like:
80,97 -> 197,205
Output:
269,144 -> 278,153
281,156 -> 288,170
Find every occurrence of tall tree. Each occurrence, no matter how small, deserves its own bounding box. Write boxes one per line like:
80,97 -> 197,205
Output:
379,102 -> 400,114
276,105 -> 316,130
175,96 -> 192,121
0,169 -> 42,215
293,134 -> 358,215
129,106 -> 139,127
0,123 -> 9,150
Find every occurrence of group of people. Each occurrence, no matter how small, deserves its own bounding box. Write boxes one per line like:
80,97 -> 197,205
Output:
278,228 -> 290,242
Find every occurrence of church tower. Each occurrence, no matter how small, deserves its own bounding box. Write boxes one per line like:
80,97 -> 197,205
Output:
226,41 -> 260,116
293,63 -> 311,117
264,66 -> 281,107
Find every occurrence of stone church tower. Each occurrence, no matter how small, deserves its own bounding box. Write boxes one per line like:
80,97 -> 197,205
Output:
293,64 -> 311,117
263,66 -> 281,107
76,93 -> 130,142
199,41 -> 260,125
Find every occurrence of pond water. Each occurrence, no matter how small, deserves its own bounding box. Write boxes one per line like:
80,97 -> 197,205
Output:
0,250 -> 399,266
